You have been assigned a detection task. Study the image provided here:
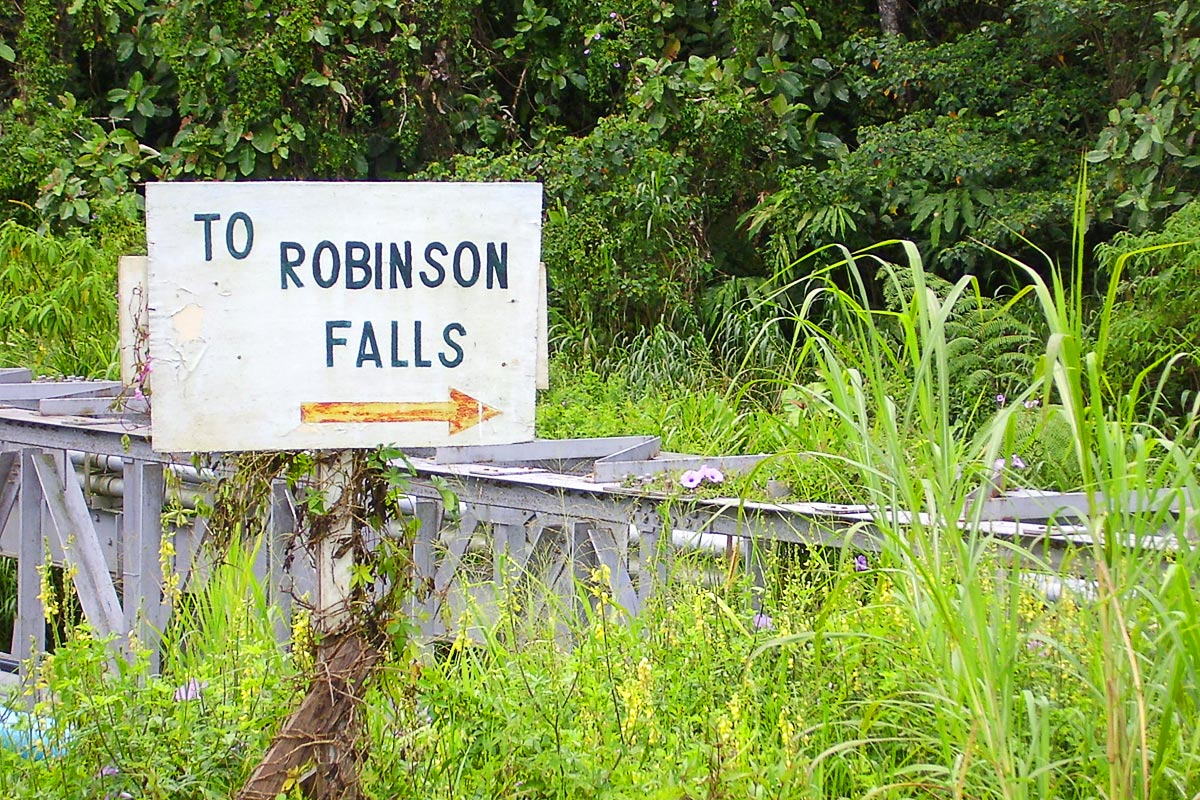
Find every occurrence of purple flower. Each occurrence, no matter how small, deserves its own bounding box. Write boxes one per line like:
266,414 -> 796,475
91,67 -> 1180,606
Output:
752,612 -> 773,630
1026,637 -> 1051,657
173,678 -> 207,702
854,554 -> 869,572
593,32 -> 600,40
1023,399 -> 1040,409
609,11 -> 617,18
680,465 -> 724,490
1010,455 -> 1027,470
583,48 -> 590,55
995,393 -> 1006,407
991,458 -> 1007,481
98,766 -> 132,800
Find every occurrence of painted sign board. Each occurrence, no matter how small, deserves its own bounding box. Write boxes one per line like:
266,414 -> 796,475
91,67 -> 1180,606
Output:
146,181 -> 543,453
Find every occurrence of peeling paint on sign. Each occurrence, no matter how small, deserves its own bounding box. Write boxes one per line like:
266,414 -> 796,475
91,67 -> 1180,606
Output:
170,303 -> 205,342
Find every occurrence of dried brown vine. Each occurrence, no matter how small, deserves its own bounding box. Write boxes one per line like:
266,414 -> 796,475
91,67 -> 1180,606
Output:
202,448 -> 418,800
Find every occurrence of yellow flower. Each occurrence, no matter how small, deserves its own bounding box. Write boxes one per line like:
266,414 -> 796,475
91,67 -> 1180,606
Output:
778,708 -> 796,746
38,563 -> 59,620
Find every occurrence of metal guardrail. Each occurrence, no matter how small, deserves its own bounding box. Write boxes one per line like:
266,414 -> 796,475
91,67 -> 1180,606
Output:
1,373 -> 1184,682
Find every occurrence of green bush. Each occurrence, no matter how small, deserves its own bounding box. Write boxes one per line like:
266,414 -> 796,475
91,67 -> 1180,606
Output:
0,221 -> 132,377
1,540 -> 299,799
1095,200 -> 1200,419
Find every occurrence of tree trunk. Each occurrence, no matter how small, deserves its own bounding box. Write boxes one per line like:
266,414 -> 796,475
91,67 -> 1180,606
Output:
236,631 -> 383,800
879,0 -> 905,37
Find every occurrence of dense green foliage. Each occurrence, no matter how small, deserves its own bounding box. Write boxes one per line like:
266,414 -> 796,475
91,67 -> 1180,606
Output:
0,220 -> 128,376
2,0 -> 1199,394
6,247 -> 1200,799
2,540 -> 299,800
1095,201 -> 1200,416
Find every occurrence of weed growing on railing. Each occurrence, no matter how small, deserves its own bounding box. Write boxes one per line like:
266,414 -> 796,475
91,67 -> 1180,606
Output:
351,548 -> 1116,798
1,537 -> 300,800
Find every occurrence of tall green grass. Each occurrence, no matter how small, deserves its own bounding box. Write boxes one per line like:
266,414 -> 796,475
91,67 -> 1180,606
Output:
379,209 -> 1200,798
0,220 -> 124,377
1,536 -> 298,799
773,207 -> 1200,797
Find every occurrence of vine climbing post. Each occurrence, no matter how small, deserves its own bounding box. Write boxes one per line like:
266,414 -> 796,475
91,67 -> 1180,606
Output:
236,450 -> 387,800
315,452 -> 355,634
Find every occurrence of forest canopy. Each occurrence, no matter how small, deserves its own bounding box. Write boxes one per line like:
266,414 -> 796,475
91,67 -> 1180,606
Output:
1,0 -> 1198,391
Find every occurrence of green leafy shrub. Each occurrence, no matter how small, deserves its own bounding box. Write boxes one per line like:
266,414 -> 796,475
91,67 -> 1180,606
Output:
1,538 -> 299,799
880,264 -> 1044,425
0,220 -> 128,377
1095,200 -> 1200,418
540,118 -> 709,352
536,364 -> 647,440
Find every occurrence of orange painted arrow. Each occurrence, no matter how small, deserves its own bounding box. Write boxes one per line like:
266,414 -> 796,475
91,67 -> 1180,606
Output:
300,388 -> 502,434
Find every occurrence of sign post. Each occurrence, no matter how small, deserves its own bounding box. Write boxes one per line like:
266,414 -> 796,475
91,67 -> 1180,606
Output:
146,181 -> 543,798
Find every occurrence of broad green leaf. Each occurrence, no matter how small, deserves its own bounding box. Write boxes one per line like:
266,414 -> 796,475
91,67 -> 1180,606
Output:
970,187 -> 994,205
1131,131 -> 1153,161
238,146 -> 255,176
816,131 -> 844,150
814,82 -> 830,107
944,196 -> 958,232
251,129 -> 276,154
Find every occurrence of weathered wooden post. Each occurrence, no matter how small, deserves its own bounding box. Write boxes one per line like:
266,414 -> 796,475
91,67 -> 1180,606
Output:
237,450 -> 382,799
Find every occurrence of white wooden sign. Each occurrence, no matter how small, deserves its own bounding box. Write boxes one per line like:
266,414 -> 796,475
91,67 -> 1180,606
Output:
146,182 -> 543,453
